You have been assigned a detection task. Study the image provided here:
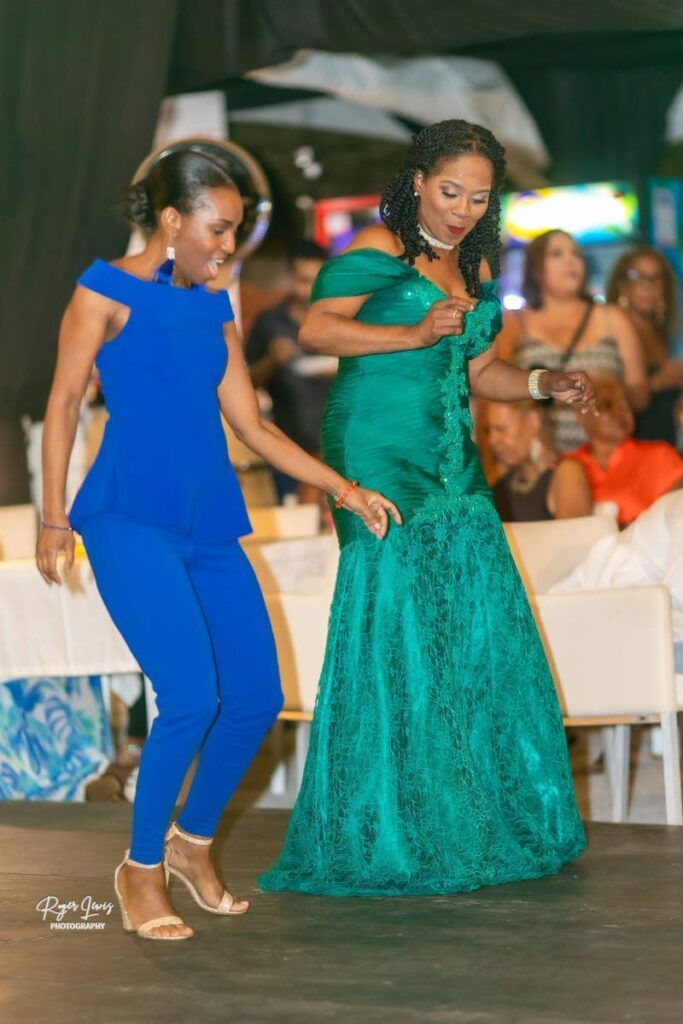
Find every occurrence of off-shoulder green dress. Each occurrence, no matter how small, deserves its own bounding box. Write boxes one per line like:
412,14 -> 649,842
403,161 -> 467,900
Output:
259,248 -> 586,896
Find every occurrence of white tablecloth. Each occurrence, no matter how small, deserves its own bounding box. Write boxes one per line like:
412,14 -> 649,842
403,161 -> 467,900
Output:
0,536 -> 339,707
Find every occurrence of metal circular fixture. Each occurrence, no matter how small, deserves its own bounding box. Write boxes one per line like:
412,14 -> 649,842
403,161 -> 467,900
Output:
132,135 -> 272,264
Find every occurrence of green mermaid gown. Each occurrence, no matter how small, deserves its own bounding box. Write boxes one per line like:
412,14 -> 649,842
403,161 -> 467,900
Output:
259,248 -> 586,896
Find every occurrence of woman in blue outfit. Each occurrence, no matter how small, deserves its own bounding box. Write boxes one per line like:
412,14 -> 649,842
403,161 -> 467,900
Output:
37,151 -> 400,941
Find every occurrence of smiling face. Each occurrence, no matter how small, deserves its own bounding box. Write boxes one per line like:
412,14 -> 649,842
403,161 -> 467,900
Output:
161,186 -> 244,285
414,154 -> 493,249
540,231 -> 587,300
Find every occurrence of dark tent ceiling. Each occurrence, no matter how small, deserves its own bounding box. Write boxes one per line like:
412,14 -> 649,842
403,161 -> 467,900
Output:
167,1 -> 683,93
2,0 -> 682,422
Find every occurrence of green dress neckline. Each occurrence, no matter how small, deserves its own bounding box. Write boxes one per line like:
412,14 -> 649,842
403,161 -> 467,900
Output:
325,246 -> 498,302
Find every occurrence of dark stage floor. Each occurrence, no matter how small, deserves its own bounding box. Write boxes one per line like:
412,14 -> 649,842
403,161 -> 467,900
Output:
1,803 -> 682,1023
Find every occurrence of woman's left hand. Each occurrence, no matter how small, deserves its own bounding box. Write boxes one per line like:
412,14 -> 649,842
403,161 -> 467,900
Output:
340,486 -> 403,539
543,370 -> 597,415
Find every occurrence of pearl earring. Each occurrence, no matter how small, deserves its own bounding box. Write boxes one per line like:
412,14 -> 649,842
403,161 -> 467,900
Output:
413,191 -> 419,198
166,244 -> 176,261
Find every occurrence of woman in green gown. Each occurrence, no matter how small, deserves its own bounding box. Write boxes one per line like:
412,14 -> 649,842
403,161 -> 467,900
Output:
259,120 -> 595,897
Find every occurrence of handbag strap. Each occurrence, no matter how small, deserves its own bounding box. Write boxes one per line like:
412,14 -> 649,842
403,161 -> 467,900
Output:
559,302 -> 594,368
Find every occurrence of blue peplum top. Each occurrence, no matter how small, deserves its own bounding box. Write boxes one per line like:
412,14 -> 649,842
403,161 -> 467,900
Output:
69,259 -> 252,543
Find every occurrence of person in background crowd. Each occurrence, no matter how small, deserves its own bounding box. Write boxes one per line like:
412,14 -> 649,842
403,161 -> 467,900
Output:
497,230 -> 648,452
606,246 -> 683,448
247,241 -> 333,503
485,400 -> 592,521
565,377 -> 683,527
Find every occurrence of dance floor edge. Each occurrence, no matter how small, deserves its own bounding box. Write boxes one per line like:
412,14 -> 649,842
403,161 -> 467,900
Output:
0,803 -> 681,1023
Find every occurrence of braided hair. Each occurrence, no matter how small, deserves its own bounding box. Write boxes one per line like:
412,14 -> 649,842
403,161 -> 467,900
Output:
380,120 -> 506,298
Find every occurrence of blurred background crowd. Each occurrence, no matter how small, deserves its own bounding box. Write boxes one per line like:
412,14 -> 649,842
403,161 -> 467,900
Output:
1,1 -> 682,817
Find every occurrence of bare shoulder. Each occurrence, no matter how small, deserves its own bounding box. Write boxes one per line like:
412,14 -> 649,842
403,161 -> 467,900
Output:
345,224 -> 402,257
602,302 -> 632,331
553,458 -> 589,483
71,281 -> 115,317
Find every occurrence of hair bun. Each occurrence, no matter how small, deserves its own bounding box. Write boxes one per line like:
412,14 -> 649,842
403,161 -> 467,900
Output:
121,181 -> 156,232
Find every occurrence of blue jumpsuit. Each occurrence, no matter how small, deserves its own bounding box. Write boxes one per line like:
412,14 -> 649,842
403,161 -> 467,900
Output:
70,260 -> 283,865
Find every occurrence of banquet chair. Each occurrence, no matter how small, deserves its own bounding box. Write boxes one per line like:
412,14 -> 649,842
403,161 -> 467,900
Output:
504,517 -> 683,826
0,504 -> 38,560
244,534 -> 338,805
243,503 -> 321,542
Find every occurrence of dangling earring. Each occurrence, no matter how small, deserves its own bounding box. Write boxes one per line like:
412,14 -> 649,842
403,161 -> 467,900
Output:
154,240 -> 176,285
529,436 -> 543,467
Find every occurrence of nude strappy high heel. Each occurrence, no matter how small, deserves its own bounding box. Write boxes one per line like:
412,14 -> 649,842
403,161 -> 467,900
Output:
114,851 -> 192,940
164,822 -> 249,916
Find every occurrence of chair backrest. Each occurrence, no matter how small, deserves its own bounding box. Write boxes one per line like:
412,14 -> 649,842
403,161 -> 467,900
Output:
244,534 -> 338,597
244,504 -> 321,542
536,586 -> 678,716
0,504 -> 38,560
503,515 -> 618,594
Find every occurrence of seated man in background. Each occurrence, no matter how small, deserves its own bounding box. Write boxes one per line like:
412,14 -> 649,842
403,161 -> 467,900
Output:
246,240 -> 334,503
485,400 -> 592,521
565,378 -> 683,527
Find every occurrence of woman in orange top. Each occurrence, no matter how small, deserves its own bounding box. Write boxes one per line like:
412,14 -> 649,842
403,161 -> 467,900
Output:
565,378 -> 683,526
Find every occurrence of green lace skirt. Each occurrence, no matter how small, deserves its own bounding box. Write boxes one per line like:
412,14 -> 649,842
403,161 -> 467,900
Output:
259,495 -> 586,897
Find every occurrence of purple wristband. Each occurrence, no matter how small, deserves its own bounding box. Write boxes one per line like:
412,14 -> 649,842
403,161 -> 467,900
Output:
40,520 -> 74,532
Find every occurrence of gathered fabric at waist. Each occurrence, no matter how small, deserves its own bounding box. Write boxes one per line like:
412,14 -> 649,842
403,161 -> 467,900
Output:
69,419 -> 251,543
322,365 -> 490,548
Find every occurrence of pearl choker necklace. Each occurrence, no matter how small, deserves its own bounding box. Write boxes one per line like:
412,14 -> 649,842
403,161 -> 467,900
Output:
417,224 -> 456,251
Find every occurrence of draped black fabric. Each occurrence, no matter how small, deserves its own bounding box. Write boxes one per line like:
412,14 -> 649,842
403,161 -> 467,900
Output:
1,0 -> 178,423
168,1 -> 683,92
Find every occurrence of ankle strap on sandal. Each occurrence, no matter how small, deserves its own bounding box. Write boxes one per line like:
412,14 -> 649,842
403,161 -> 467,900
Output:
167,822 -> 213,846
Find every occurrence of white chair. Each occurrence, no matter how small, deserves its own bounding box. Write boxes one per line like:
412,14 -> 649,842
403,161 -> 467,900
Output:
243,503 -> 321,542
0,504 -> 38,560
243,535 -> 338,805
504,517 -> 682,825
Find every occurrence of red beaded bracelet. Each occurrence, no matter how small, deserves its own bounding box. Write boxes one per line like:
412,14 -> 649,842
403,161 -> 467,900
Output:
334,480 -> 359,509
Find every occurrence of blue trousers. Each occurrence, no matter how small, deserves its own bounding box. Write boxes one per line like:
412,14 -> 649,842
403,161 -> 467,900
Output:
81,514 -> 283,864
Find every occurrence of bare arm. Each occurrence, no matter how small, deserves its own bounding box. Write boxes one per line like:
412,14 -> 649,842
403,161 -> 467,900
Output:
469,347 -> 597,414
218,323 -> 401,537
547,460 -> 594,519
37,286 -> 113,584
300,293 -> 473,357
606,304 -> 650,411
650,358 -> 683,392
300,225 -> 474,356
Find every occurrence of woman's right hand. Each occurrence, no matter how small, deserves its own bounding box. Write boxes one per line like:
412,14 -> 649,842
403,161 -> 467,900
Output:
412,297 -> 477,347
36,523 -> 75,586
340,486 -> 403,540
